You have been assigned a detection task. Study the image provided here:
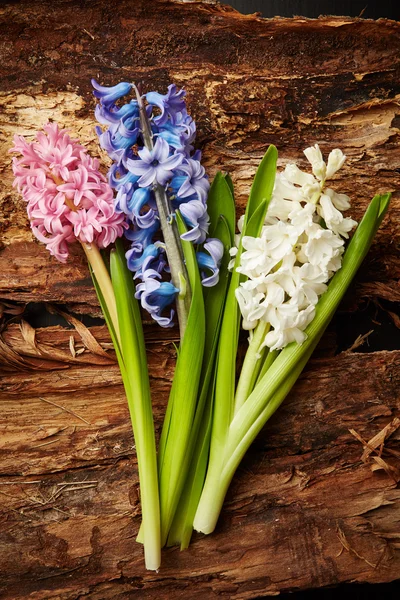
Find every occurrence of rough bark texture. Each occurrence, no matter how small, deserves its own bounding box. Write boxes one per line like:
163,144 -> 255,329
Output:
0,1 -> 399,598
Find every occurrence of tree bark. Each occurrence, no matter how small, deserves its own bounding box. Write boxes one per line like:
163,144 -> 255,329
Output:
0,1 -> 399,598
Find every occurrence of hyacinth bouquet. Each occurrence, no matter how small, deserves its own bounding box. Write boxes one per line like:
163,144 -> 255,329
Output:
11,80 -> 390,569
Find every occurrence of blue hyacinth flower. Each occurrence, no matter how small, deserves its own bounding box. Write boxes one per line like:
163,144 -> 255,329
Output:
146,84 -> 186,126
179,200 -> 210,244
91,79 -> 132,106
126,242 -> 160,273
135,270 -> 178,328
196,238 -> 224,287
125,138 -> 183,188
92,78 -> 223,327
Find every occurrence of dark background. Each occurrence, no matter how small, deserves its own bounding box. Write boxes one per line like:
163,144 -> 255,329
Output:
225,0 -> 399,20
222,3 -> 400,600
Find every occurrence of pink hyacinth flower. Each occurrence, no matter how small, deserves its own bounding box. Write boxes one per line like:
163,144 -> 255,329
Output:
11,123 -> 127,262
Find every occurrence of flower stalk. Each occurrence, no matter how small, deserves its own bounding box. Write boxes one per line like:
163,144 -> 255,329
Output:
80,241 -> 121,344
133,85 -> 191,336
234,320 -> 270,415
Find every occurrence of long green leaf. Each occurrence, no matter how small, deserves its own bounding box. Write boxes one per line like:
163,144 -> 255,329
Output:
244,198 -> 269,238
243,144 -> 278,231
224,172 -> 234,199
167,376 -> 215,549
208,147 -> 277,476
157,211 -> 206,546
167,215 -> 233,548
110,249 -> 161,571
203,215 -> 234,365
113,241 -> 143,369
207,172 -> 236,241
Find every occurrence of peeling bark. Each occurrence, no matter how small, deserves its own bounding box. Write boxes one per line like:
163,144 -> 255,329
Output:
0,0 -> 399,597
0,326 -> 399,598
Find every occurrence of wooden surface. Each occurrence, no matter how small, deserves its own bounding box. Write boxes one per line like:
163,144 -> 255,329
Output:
0,1 -> 399,598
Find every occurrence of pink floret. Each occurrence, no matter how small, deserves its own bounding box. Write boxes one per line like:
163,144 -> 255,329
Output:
11,123 -> 126,262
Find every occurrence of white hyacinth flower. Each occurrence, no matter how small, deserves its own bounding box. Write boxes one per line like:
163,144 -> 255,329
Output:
303,225 -> 344,266
238,236 -> 279,277
326,247 -> 345,276
283,163 -> 315,188
273,174 -> 305,202
237,214 -> 245,232
318,194 -> 357,239
241,275 -> 268,293
292,263 -> 328,308
325,187 -> 351,211
228,246 -> 238,272
263,253 -> 297,297
266,194 -> 301,223
251,282 -> 286,324
264,304 -> 316,351
326,149 -> 346,178
233,143 -> 357,352
262,221 -> 299,261
264,298 -> 299,332
304,144 -> 327,181
235,287 -> 265,330
289,202 -> 316,233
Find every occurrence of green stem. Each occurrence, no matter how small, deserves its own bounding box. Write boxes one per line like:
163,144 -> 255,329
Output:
234,321 -> 270,415
81,242 -> 120,345
134,85 -> 191,336
224,346 -> 317,479
256,349 -> 279,385
110,247 -> 161,571
193,344 -> 315,534
125,375 -> 161,570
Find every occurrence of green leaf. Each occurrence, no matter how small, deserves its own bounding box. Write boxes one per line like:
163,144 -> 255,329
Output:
224,172 -> 234,199
243,198 -> 269,239
203,215 -> 233,356
157,211 -> 206,546
242,144 -> 277,231
207,171 -> 236,242
114,239 -> 148,377
167,216 -> 233,547
110,248 -> 161,571
167,379 -> 214,549
203,147 -> 278,488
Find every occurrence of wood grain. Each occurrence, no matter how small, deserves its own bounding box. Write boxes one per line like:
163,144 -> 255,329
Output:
0,0 -> 399,597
